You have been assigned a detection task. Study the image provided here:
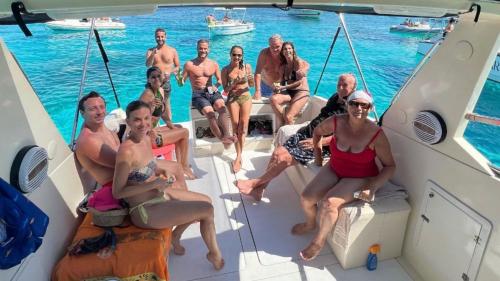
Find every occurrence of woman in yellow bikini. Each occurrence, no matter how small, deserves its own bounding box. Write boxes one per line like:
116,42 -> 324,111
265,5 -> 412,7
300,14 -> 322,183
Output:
112,100 -> 224,270
221,46 -> 254,173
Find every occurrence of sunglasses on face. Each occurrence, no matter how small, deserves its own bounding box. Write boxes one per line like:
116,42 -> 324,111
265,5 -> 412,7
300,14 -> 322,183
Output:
348,100 -> 371,109
150,75 -> 162,79
231,53 -> 242,57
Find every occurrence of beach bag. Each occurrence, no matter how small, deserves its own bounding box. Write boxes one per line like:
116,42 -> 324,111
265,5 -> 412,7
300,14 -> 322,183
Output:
87,185 -> 128,227
0,177 -> 49,269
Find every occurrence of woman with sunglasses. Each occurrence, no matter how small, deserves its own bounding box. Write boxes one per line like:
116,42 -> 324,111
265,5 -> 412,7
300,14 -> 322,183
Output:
271,41 -> 310,127
221,46 -> 254,173
140,66 -> 196,179
113,100 -> 224,270
291,90 -> 396,261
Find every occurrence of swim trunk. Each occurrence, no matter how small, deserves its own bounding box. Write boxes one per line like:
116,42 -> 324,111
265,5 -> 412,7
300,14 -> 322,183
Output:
192,89 -> 224,113
162,76 -> 171,96
260,81 -> 273,97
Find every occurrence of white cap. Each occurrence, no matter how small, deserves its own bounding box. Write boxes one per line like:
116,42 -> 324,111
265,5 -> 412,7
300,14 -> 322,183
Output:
347,90 -> 373,104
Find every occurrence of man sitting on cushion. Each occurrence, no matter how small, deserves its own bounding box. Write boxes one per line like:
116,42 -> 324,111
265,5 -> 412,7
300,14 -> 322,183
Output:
74,91 -> 189,255
236,73 -> 357,201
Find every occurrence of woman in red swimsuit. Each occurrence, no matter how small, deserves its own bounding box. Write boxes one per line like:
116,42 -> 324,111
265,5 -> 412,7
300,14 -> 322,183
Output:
291,90 -> 396,261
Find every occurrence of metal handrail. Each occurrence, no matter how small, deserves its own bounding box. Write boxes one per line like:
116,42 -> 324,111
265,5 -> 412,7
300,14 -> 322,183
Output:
70,18 -> 95,150
465,113 -> 500,127
338,13 -> 379,122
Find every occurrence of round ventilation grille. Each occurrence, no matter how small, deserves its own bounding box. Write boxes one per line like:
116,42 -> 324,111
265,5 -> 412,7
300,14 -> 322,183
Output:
10,145 -> 49,193
413,111 -> 447,145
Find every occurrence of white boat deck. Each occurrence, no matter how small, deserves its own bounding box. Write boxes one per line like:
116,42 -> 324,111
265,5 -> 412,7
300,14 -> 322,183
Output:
170,150 -> 413,281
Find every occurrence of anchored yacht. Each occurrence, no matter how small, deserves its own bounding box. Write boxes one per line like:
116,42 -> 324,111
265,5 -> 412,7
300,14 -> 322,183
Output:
0,1 -> 499,281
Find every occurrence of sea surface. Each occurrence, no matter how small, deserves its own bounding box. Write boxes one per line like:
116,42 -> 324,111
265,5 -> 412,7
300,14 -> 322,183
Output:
0,7 -> 498,166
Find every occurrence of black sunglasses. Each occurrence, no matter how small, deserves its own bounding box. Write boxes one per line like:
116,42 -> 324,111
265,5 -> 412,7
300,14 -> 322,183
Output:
231,53 -> 243,57
348,100 -> 371,109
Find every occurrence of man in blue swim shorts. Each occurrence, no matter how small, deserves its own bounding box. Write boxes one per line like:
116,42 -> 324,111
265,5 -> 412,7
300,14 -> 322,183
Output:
182,39 -> 235,147
254,34 -> 284,99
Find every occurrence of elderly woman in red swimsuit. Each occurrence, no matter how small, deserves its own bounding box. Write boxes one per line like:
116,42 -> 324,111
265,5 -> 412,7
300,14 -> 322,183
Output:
291,90 -> 396,261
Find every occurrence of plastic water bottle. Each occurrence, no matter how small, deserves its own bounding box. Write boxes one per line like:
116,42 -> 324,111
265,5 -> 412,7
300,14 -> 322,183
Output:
366,244 -> 380,271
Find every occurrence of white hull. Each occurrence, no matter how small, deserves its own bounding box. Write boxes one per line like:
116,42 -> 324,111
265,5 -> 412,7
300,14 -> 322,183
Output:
46,19 -> 126,31
390,24 -> 442,33
1,3 -> 500,281
208,22 -> 255,35
418,40 -> 500,83
287,9 -> 321,17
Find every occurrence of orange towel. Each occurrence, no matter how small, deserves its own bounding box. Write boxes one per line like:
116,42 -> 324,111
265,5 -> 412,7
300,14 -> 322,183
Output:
52,214 -> 172,281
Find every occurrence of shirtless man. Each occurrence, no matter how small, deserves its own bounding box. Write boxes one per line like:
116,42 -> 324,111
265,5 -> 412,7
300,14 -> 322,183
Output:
182,39 -> 233,146
145,28 -> 180,125
75,91 -> 189,255
253,34 -> 284,99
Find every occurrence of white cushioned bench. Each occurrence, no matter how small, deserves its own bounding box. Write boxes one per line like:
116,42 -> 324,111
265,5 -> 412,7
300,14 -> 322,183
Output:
285,163 -> 411,269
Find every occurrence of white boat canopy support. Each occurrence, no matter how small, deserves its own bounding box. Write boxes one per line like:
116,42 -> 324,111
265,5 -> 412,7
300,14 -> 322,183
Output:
2,1 -> 500,19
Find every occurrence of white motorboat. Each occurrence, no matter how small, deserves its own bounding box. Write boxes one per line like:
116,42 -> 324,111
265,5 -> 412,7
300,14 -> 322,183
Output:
207,8 -> 255,36
390,20 -> 443,33
418,39 -> 500,83
46,18 -> 126,31
287,8 -> 321,17
0,1 -> 499,281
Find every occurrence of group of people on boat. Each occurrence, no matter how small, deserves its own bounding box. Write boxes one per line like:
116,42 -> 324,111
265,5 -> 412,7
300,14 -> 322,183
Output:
74,26 -> 395,268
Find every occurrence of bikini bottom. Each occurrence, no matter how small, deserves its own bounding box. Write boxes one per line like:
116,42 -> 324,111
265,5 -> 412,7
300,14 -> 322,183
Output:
129,196 -> 167,224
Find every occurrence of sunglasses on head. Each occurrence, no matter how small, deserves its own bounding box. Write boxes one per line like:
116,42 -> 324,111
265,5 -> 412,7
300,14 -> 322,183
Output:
348,100 -> 371,109
231,53 -> 242,57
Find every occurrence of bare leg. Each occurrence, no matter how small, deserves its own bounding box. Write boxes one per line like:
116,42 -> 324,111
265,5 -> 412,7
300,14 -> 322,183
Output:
227,101 -> 241,172
214,100 -> 233,141
157,126 -> 195,179
284,93 -> 309,125
236,146 -> 296,200
291,163 -> 339,236
300,178 -> 366,261
202,107 -> 223,140
131,189 -> 224,270
270,94 -> 291,129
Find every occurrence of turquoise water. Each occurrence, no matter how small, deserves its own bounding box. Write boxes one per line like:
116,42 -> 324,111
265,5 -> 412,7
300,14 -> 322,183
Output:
0,7 -> 498,166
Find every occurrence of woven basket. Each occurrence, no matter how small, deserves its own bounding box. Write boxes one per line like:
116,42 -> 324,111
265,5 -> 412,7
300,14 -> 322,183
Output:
89,207 -> 129,227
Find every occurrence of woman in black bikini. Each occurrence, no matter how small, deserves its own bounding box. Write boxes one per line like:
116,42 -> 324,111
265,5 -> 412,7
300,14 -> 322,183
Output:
113,100 -> 224,270
140,67 -> 196,179
221,46 -> 254,172
270,42 -> 310,127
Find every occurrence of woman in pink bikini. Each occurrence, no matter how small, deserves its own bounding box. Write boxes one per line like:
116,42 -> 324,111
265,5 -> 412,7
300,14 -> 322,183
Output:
291,90 -> 396,261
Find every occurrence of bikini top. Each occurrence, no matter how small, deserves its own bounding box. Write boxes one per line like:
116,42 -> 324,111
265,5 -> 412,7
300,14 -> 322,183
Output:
127,159 -> 157,183
226,67 -> 248,88
329,116 -> 382,178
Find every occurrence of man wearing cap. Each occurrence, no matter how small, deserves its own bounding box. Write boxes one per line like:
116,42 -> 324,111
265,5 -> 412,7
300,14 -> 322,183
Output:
236,73 -> 357,201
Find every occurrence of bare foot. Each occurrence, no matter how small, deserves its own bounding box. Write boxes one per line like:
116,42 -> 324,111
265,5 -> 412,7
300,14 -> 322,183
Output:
299,242 -> 323,261
231,158 -> 242,173
291,222 -> 316,235
248,186 -> 265,201
172,241 -> 186,256
206,252 -> 225,270
183,167 -> 197,180
235,179 -> 258,194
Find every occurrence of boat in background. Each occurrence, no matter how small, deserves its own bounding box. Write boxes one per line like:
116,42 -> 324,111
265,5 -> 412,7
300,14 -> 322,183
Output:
46,18 -> 126,31
207,8 -> 255,36
418,39 -> 500,83
390,19 -> 442,33
287,8 -> 321,17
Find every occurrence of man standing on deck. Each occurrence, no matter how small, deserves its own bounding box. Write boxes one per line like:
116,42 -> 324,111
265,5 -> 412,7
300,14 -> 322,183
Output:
146,28 -> 180,126
182,39 -> 234,146
253,34 -> 284,99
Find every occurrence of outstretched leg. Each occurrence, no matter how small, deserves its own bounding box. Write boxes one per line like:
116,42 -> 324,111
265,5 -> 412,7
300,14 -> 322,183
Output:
236,146 -> 296,200
270,93 -> 292,129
